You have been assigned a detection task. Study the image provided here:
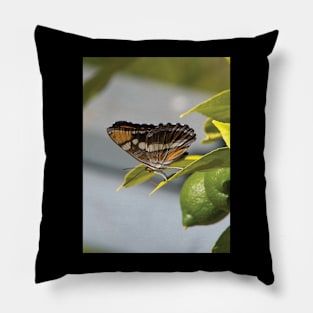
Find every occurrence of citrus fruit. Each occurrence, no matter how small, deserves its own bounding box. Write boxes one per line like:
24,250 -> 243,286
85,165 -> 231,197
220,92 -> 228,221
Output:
180,169 -> 230,227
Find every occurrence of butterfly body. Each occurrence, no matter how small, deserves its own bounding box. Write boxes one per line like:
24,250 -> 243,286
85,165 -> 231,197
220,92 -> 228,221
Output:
107,121 -> 196,178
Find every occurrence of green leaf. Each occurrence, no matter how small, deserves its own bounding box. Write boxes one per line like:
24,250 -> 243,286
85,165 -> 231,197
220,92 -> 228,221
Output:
180,168 -> 230,227
180,89 -> 230,119
202,118 -> 223,143
116,155 -> 201,191
150,147 -> 230,195
116,147 -> 229,194
116,165 -> 155,191
211,226 -> 230,253
212,120 -> 230,148
180,89 -> 230,144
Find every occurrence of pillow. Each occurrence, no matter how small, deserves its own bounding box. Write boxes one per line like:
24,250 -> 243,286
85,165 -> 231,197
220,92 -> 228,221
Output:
35,25 -> 278,285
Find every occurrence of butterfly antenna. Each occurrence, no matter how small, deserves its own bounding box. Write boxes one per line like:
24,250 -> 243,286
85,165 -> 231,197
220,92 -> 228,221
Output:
122,167 -> 133,171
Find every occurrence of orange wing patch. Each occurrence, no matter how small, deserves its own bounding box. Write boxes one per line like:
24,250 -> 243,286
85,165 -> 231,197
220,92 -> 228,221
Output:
109,129 -> 132,145
166,148 -> 186,161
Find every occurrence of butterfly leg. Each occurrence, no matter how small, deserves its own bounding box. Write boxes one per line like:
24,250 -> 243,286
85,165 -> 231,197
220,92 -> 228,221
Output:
145,166 -> 168,181
153,170 -> 168,181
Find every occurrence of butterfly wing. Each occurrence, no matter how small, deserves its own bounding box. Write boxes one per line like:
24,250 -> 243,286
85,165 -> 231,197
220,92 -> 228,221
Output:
107,121 -> 196,170
107,121 -> 157,168
146,123 -> 196,168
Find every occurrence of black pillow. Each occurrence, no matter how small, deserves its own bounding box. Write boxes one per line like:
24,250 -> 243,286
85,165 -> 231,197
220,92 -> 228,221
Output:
35,25 -> 278,285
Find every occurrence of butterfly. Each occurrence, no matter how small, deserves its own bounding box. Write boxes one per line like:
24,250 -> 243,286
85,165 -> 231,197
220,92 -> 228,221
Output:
107,121 -> 196,180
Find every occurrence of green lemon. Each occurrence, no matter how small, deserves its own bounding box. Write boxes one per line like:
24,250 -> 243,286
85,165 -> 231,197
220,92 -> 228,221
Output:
180,169 -> 230,227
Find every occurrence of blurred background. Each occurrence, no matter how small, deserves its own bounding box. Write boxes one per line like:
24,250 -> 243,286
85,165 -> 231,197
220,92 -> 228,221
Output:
83,57 -> 230,253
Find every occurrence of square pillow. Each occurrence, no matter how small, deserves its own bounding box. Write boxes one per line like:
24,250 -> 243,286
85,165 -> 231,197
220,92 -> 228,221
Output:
35,25 -> 278,285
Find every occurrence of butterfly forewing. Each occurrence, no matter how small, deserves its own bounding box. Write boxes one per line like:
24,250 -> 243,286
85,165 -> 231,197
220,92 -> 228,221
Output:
107,121 -> 196,171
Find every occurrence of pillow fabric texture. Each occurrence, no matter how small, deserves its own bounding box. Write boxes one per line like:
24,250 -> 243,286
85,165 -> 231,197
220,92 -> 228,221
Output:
35,25 -> 278,285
